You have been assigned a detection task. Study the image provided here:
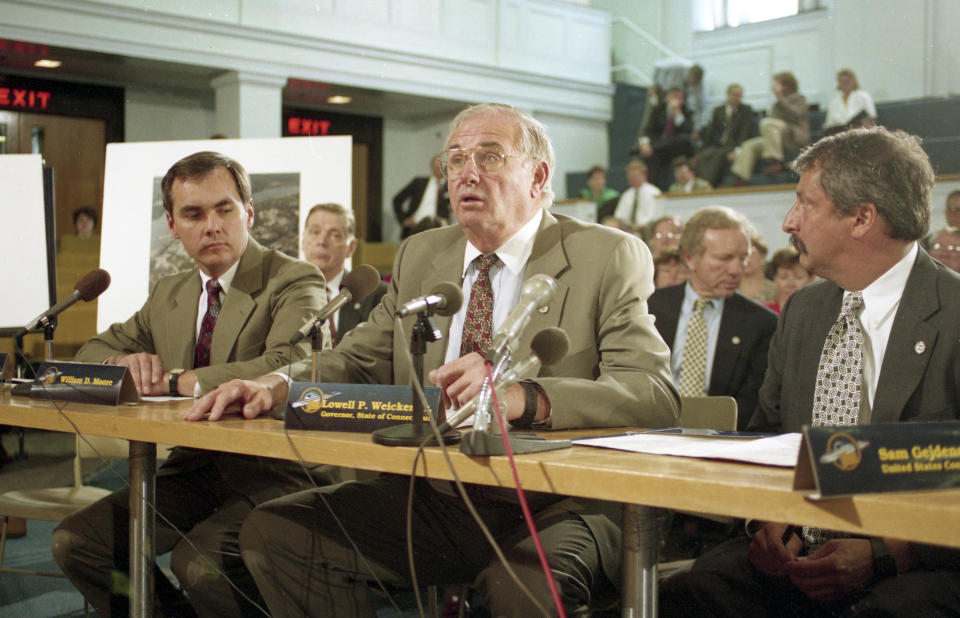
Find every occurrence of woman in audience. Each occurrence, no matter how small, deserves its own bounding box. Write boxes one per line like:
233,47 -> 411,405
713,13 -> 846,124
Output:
738,232 -> 776,302
823,68 -> 877,135
653,248 -> 689,288
763,247 -> 815,314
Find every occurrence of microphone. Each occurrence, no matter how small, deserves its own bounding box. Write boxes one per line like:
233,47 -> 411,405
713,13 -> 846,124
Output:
396,281 -> 463,318
289,264 -> 381,345
486,274 -> 557,362
437,327 -> 569,433
15,269 -> 111,337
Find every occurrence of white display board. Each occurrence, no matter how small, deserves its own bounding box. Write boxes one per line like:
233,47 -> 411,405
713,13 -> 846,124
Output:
99,136 -> 352,331
0,154 -> 51,329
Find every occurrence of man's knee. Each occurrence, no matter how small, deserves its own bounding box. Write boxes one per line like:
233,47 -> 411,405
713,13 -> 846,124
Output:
51,527 -> 84,573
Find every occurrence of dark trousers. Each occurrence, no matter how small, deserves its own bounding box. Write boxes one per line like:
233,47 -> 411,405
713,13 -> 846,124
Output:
240,474 -> 611,617
659,536 -> 960,618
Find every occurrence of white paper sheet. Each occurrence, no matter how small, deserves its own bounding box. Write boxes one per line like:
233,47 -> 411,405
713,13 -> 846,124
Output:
573,432 -> 803,468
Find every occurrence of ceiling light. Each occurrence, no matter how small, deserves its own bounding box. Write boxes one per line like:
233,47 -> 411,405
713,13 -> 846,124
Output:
326,95 -> 351,105
34,59 -> 61,68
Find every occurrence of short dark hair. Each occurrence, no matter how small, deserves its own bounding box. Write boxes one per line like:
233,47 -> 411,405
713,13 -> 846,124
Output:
773,71 -> 798,94
72,206 -> 98,227
671,156 -> 691,170
793,127 -> 933,241
305,202 -> 355,237
947,189 -> 960,205
769,247 -> 806,275
587,165 -> 607,178
161,151 -> 251,216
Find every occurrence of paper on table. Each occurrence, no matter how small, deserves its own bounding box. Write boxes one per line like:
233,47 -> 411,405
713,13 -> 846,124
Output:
573,432 -> 803,468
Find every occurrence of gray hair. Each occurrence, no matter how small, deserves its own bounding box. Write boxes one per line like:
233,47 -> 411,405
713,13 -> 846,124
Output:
679,206 -> 750,258
793,127 -> 933,241
447,103 -> 556,206
305,202 -> 355,238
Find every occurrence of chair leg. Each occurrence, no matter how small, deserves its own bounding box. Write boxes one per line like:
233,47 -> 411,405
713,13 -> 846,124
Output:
0,515 -> 8,571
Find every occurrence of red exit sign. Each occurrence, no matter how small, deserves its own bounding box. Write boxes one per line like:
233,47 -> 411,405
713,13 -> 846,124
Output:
0,88 -> 51,109
287,117 -> 330,136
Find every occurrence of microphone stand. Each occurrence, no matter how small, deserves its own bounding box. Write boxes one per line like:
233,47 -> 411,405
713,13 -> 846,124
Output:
43,318 -> 56,362
372,311 -> 461,446
310,321 -> 324,383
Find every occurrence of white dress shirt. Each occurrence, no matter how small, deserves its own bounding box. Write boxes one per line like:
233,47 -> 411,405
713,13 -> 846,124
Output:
613,183 -> 661,226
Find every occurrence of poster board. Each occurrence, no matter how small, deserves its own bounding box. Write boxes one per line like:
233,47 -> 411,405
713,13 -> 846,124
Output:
0,154 -> 52,330
98,137 -> 352,331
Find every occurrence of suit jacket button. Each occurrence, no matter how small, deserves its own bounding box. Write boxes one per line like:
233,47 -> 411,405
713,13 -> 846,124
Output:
731,336 -> 741,345
539,305 -> 549,314
914,341 -> 926,354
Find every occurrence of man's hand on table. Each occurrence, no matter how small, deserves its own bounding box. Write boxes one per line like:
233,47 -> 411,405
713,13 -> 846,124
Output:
106,353 -> 165,395
182,376 -> 288,422
428,353 -> 545,422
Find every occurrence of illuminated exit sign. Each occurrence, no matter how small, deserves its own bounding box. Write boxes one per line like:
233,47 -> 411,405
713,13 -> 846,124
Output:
0,87 -> 51,110
287,117 -> 330,136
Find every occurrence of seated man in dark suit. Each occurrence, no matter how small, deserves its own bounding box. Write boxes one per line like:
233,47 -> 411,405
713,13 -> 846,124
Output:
636,87 -> 695,190
648,206 -> 777,429
392,155 -> 450,239
52,151 -> 330,617
661,127 -> 960,617
189,102 -> 680,616
302,202 -> 387,345
696,83 -> 755,187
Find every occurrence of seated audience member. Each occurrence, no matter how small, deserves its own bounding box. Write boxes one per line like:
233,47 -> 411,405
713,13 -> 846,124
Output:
668,156 -> 712,194
763,247 -> 815,314
302,202 -> 387,345
188,103 -> 680,617
930,227 -> 960,273
685,64 -> 708,133
648,206 -> 777,429
52,151 -> 330,617
580,164 -> 621,219
636,87 -> 696,190
738,232 -> 777,302
729,72 -> 810,184
661,127 -> 960,617
654,248 -> 689,288
72,206 -> 99,239
697,83 -> 755,187
823,68 -> 877,135
393,155 -> 451,239
410,215 -> 448,236
945,189 -> 960,229
647,215 -> 684,257
613,159 -> 662,231
600,215 -> 628,231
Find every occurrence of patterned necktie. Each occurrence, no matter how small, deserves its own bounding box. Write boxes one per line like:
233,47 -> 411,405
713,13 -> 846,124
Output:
460,254 -> 499,357
630,189 -> 640,224
677,298 -> 710,397
194,279 -> 222,369
803,291 -> 865,550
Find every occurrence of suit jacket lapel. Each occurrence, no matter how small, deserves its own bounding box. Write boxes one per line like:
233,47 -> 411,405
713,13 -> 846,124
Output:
160,273 -> 201,369
798,284 -> 844,418
711,295 -> 743,395
872,252 -> 939,423
423,232 -> 467,373
515,211 -> 567,359
211,239 -> 261,364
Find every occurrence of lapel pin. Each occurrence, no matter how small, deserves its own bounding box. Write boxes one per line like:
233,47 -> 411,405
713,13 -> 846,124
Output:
538,305 -> 549,314
914,341 -> 926,354
731,336 -> 741,345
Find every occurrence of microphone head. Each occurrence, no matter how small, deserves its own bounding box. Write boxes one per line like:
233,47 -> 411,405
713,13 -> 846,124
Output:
529,327 -> 569,366
522,274 -> 557,306
76,269 -> 111,301
341,264 -> 381,302
430,281 -> 463,316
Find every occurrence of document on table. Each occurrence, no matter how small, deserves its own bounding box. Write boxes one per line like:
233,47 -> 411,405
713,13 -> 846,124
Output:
573,431 -> 803,468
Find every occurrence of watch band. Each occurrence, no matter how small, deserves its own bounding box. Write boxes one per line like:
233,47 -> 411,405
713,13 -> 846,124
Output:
168,369 -> 185,397
509,380 -> 539,429
870,538 -> 897,581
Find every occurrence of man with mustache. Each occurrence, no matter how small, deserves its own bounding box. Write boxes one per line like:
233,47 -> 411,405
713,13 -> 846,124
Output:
660,127 -> 960,616
189,103 -> 679,616
53,151 -> 330,617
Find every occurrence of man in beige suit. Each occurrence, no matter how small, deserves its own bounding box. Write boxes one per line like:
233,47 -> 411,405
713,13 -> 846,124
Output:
53,151 -> 328,617
190,104 -> 679,616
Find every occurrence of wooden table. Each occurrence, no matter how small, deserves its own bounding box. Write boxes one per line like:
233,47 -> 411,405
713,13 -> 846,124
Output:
2,393 -> 959,617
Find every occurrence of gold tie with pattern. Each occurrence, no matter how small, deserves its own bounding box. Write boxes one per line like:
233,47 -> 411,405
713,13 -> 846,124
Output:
803,291 -> 865,550
460,254 -> 499,357
677,298 -> 710,397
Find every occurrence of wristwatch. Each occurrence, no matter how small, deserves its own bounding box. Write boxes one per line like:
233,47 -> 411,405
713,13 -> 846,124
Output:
509,380 -> 540,429
168,369 -> 185,397
870,538 -> 897,581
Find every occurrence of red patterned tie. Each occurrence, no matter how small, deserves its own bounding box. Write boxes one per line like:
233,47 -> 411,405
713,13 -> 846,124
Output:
194,279 -> 222,369
460,254 -> 499,357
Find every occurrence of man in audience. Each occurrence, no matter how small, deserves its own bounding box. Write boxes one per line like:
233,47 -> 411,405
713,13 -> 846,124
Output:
188,103 -> 680,616
696,83 -> 755,187
929,227 -> 960,273
945,189 -> 960,229
52,151 -> 329,617
668,156 -> 712,193
647,215 -> 684,257
648,206 -> 777,429
730,72 -> 809,184
685,64 -> 708,132
580,164 -> 620,219
393,155 -> 451,239
661,127 -> 960,616
636,87 -> 695,190
613,159 -> 662,231
302,202 -> 387,344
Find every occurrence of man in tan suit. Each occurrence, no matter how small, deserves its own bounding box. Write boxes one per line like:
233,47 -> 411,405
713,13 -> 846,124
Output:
53,151 -> 328,617
190,104 -> 679,616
